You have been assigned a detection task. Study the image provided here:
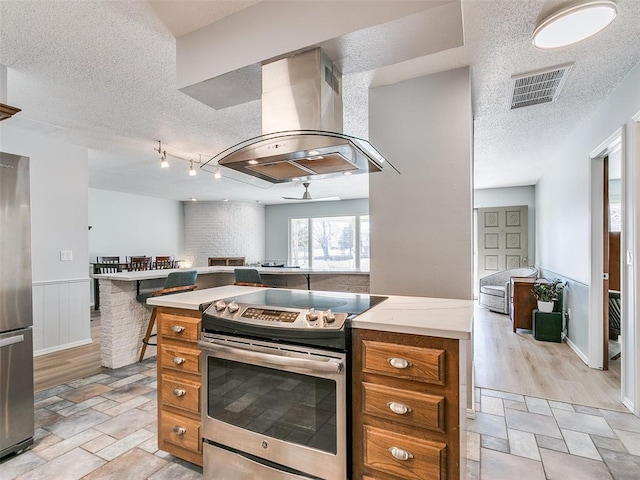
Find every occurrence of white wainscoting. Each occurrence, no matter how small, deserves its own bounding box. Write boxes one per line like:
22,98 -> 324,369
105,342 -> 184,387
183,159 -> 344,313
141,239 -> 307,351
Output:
32,278 -> 92,356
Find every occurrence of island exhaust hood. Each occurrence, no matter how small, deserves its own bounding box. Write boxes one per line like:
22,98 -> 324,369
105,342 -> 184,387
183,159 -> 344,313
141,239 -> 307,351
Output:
203,48 -> 397,183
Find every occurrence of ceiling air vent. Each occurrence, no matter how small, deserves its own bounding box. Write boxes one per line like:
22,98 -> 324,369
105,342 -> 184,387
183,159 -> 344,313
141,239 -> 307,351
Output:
510,63 -> 573,109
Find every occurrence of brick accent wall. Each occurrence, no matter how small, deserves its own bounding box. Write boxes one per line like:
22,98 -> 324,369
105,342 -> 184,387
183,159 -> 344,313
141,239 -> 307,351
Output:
183,201 -> 265,267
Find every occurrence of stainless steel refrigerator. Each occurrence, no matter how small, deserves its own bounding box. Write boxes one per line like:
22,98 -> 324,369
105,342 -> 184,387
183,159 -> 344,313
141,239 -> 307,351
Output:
0,152 -> 34,459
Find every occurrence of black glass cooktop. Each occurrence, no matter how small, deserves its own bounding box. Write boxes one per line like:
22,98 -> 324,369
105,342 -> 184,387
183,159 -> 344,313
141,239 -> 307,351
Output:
221,289 -> 387,315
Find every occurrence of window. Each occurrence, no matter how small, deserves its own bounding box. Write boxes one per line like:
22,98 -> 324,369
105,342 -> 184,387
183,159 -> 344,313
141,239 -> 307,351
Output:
289,215 -> 369,270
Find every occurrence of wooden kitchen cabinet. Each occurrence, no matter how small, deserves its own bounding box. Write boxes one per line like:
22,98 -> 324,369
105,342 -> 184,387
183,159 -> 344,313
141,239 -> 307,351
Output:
156,307 -> 203,466
352,329 -> 464,480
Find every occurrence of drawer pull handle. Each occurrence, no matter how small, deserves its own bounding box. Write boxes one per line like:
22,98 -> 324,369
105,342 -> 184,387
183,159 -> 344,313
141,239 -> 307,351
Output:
172,388 -> 186,397
387,402 -> 412,415
171,325 -> 185,333
387,357 -> 412,369
172,356 -> 186,365
389,446 -> 413,461
172,426 -> 186,435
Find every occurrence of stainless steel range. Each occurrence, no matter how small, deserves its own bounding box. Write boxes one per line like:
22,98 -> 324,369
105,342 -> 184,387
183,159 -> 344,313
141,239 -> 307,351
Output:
199,289 -> 386,480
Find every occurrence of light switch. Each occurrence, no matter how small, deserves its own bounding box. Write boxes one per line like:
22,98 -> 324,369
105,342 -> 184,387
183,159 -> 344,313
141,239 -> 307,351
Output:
60,250 -> 73,261
627,250 -> 633,266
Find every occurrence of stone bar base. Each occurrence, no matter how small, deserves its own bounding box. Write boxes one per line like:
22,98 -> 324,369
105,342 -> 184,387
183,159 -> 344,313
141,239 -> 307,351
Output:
99,279 -> 151,369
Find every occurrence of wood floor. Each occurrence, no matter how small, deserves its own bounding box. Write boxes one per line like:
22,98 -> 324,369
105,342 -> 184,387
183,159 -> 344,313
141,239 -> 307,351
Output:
473,304 -> 625,412
34,307 -> 627,413
33,310 -> 104,392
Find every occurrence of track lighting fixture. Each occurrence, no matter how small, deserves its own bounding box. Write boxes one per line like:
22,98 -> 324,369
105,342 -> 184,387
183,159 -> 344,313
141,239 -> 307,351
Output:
154,141 -> 223,178
160,150 -> 169,168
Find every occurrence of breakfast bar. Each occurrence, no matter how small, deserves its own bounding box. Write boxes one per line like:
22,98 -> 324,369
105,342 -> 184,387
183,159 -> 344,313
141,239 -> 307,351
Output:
94,266 -> 370,368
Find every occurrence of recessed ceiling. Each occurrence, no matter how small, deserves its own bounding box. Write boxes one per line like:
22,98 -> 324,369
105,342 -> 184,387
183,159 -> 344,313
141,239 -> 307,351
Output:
0,0 -> 639,202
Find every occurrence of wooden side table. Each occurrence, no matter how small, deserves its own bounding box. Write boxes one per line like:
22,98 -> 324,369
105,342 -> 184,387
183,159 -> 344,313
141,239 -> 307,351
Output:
510,277 -> 544,332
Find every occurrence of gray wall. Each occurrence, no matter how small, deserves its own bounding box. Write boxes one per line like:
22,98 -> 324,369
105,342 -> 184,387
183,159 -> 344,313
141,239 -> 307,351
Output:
1,123 -> 91,354
474,186 -> 536,266
89,188 -> 184,263
369,67 -> 473,299
536,59 -> 640,407
183,201 -> 265,267
265,199 -> 369,264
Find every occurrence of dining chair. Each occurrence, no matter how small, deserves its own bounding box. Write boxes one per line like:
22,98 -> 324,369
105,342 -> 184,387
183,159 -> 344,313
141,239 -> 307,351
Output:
96,256 -> 122,273
128,256 -> 152,271
137,270 -> 198,362
154,255 -> 176,269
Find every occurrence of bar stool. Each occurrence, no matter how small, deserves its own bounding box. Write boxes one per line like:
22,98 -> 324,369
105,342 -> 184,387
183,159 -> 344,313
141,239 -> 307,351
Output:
137,270 -> 198,362
234,268 -> 264,287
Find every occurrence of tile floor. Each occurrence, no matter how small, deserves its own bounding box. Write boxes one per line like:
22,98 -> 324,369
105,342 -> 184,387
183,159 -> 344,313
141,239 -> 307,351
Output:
468,387 -> 640,479
2,360 -> 640,478
1,359 -> 202,480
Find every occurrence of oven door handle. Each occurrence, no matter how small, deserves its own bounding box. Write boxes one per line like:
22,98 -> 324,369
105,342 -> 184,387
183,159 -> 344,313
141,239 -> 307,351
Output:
199,341 -> 343,374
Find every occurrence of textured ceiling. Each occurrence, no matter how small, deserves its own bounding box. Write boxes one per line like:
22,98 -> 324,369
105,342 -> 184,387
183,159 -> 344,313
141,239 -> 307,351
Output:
1,0 -> 639,203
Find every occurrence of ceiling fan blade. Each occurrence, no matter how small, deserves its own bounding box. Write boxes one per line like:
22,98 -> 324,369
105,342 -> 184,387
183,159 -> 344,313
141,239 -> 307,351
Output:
281,195 -> 340,202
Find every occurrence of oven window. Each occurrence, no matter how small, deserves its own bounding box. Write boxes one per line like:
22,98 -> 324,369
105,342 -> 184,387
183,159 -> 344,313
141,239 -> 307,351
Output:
207,357 -> 337,454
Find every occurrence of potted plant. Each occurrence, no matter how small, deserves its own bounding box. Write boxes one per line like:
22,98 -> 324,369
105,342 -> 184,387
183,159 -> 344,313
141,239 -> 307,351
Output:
531,279 -> 563,313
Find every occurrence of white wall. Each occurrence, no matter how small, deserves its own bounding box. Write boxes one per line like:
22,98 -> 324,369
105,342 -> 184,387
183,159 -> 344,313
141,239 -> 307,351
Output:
0,124 -> 90,354
474,186 -> 536,266
88,188 -> 184,262
369,67 -> 473,299
183,201 -> 265,267
536,60 -> 640,412
265,199 -> 369,263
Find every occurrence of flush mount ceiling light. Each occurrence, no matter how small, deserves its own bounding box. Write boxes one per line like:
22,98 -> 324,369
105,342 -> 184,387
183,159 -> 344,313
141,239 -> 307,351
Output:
533,1 -> 617,49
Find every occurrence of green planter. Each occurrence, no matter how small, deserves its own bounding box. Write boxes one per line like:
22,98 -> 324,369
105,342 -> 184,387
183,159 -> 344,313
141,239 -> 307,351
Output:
533,309 -> 562,342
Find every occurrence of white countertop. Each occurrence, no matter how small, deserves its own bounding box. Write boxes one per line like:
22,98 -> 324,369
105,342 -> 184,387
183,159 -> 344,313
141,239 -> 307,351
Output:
146,286 -> 473,340
94,266 -> 370,281
147,285 -> 266,310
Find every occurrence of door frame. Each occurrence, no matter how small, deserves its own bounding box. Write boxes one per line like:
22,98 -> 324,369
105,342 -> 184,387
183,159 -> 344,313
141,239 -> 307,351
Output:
589,128 -> 625,388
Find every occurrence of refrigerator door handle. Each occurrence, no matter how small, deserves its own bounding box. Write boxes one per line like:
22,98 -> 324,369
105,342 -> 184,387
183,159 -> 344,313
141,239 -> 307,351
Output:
0,334 -> 25,348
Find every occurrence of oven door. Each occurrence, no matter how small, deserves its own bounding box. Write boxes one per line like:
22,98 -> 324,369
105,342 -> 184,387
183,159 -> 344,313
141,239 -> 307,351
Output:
199,334 -> 347,480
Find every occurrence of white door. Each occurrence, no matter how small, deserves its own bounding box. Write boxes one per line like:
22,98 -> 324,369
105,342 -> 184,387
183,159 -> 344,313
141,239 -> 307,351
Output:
477,206 -> 528,281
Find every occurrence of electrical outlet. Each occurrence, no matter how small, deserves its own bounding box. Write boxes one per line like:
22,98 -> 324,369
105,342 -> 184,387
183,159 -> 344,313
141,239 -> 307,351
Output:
60,250 -> 73,261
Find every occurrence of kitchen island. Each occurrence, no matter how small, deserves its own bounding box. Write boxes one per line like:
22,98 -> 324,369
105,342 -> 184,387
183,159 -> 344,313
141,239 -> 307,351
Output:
94,266 -> 369,368
147,285 -> 473,479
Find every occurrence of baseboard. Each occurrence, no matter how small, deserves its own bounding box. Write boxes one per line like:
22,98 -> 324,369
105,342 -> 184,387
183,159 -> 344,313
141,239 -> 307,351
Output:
34,338 -> 93,357
565,335 -> 589,365
622,397 -> 635,414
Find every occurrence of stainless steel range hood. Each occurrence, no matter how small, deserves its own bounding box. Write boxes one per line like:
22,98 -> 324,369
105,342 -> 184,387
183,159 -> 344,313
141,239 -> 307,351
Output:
203,48 -> 397,183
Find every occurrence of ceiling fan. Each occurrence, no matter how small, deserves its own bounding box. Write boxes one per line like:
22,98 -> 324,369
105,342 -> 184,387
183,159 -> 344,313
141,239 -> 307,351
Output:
282,182 -> 340,202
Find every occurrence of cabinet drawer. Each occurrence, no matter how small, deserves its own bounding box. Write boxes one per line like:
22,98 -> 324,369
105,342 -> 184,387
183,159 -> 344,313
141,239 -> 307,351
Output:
160,344 -> 201,375
362,340 -> 445,385
159,314 -> 200,343
161,375 -> 200,414
160,410 -> 201,453
362,382 -> 445,433
363,425 -> 446,480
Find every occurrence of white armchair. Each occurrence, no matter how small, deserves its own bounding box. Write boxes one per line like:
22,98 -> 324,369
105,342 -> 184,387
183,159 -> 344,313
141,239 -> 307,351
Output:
479,267 -> 538,314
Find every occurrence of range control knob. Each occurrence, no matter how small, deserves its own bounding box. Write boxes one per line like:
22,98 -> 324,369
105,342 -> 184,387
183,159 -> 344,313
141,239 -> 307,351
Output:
306,308 -> 319,323
324,309 -> 336,325
213,300 -> 227,312
227,301 -> 240,314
